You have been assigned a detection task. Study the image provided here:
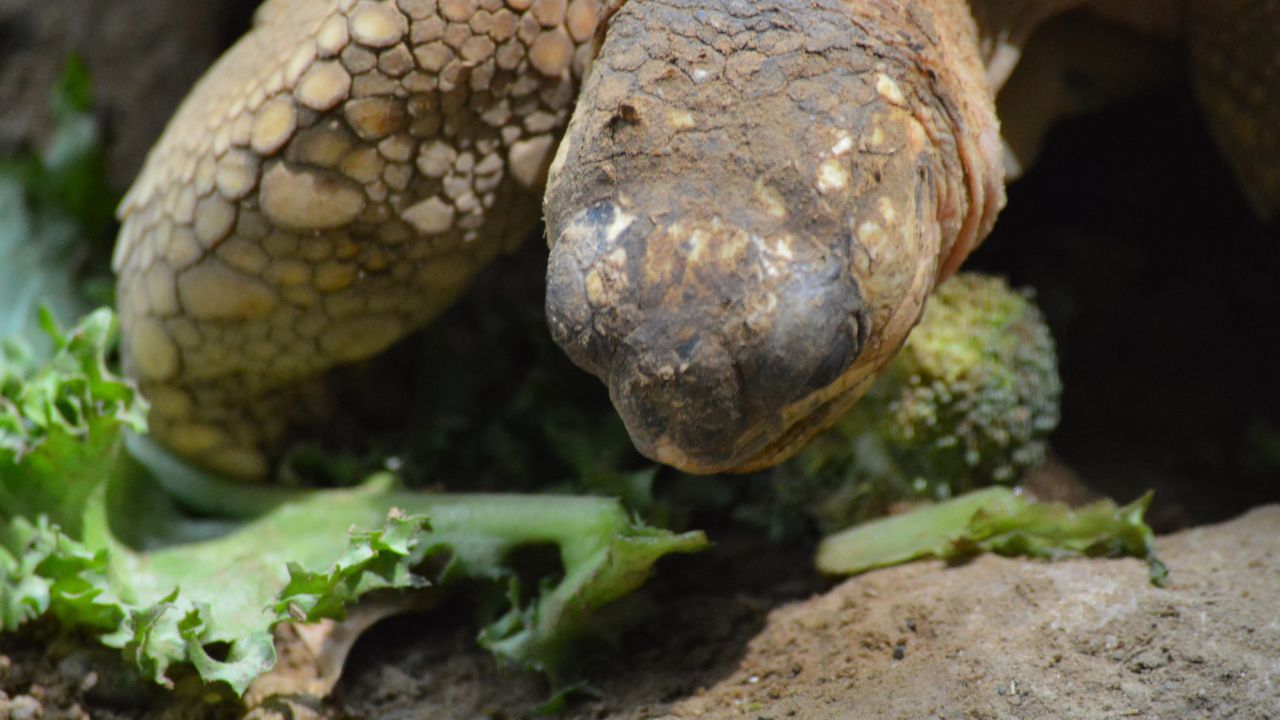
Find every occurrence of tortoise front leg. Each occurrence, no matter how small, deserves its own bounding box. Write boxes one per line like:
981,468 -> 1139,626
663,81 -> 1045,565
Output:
114,0 -> 602,479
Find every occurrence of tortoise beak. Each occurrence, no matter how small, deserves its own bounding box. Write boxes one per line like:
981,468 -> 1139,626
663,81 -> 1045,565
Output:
545,198 -> 867,473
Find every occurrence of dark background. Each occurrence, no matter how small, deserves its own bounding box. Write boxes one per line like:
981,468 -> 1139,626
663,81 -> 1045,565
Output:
971,84 -> 1280,528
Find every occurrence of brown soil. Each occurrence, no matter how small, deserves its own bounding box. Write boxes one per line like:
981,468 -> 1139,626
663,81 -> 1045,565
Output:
323,507 -> 1280,720
5,506 -> 1276,719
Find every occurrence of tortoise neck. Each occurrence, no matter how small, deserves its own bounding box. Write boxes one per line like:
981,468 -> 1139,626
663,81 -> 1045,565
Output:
967,0 -> 1089,89
969,0 -> 1185,91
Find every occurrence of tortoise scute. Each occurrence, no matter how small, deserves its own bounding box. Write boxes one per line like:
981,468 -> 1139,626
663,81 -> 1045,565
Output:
114,0 -> 602,479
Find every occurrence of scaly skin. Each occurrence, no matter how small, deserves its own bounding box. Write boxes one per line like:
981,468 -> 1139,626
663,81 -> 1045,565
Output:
115,0 -> 603,478
543,0 -> 1004,471
115,0 -> 1278,479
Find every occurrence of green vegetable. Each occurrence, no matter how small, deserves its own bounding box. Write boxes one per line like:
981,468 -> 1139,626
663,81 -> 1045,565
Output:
0,62 -> 704,695
0,310 -> 707,694
762,273 -> 1063,534
881,273 -> 1062,485
766,274 -> 1161,583
815,486 -> 1168,586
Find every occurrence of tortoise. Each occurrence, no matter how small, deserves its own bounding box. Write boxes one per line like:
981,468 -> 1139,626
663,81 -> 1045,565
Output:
111,0 -> 1279,480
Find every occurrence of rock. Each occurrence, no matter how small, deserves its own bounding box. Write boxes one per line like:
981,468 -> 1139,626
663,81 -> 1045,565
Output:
663,505 -> 1280,719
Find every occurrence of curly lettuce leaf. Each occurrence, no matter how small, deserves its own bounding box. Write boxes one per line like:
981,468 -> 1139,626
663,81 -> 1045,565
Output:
815,486 -> 1167,585
0,310 -> 707,695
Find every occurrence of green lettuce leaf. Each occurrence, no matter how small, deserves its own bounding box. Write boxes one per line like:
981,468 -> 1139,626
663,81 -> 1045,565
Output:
815,486 -> 1167,585
0,310 -> 707,695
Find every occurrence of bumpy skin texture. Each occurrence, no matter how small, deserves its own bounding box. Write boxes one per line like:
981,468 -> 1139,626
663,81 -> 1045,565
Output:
116,0 -> 1278,480
543,0 -> 1003,472
114,0 -> 602,478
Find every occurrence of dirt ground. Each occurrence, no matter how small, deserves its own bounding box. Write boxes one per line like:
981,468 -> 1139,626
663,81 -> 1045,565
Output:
4,506 -> 1276,719
329,505 -> 1280,720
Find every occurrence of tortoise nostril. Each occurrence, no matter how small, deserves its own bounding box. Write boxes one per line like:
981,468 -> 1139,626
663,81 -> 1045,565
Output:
544,200 -> 645,377
545,245 -> 598,371
607,102 -> 642,133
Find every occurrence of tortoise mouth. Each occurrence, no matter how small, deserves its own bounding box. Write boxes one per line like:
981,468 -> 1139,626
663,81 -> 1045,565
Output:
637,400 -> 831,474
626,357 -> 885,475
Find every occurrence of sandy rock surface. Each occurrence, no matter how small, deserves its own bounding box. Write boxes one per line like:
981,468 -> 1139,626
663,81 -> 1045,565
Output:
662,506 -> 1279,719
330,506 -> 1280,720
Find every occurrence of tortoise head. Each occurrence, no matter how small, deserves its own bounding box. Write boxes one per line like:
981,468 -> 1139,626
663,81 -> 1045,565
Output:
544,0 -> 1004,473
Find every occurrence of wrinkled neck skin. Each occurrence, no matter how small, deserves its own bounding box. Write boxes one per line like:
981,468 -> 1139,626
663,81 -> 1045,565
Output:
544,0 -> 1006,473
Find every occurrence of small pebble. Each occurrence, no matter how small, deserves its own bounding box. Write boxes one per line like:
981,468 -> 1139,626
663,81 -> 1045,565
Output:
5,694 -> 43,720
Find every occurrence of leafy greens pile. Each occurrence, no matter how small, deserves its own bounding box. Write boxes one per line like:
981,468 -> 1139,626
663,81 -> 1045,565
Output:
0,309 -> 706,694
0,60 -> 706,696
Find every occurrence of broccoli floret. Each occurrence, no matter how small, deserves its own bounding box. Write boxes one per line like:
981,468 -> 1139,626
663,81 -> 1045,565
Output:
879,273 -> 1062,485
760,273 -> 1062,534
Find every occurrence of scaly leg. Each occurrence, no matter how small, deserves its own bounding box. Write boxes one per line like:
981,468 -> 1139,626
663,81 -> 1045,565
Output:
114,0 -> 603,478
